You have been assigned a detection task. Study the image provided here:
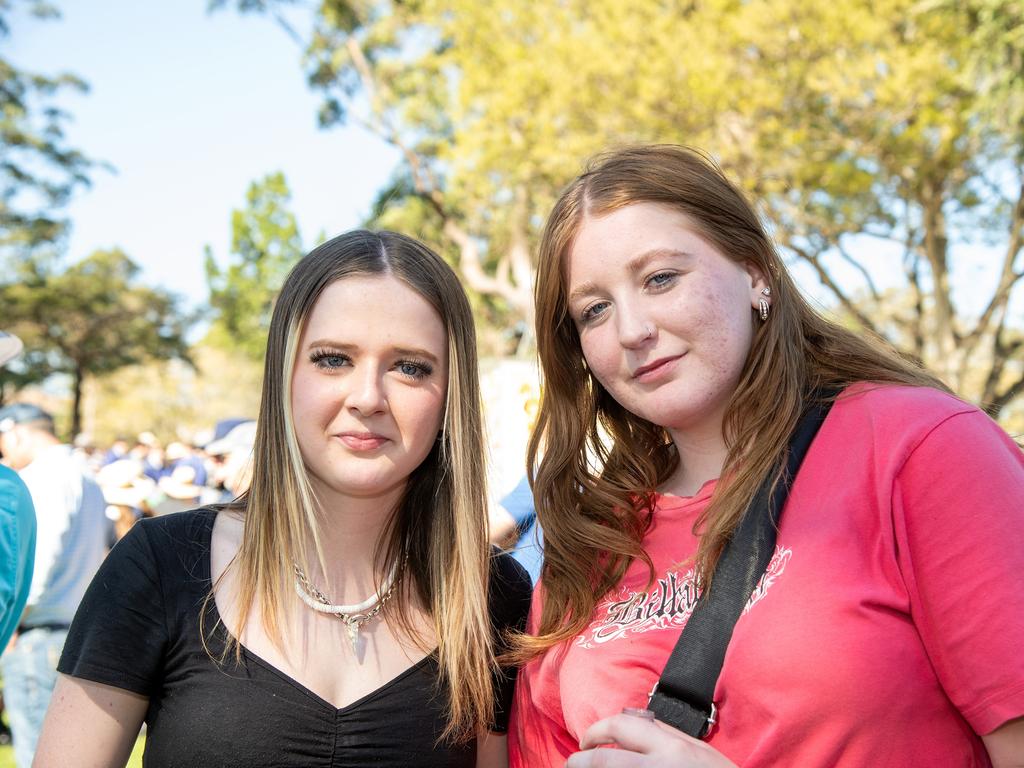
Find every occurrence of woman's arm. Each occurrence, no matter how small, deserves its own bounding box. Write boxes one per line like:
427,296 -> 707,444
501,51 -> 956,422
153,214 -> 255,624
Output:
476,731 -> 509,768
33,674 -> 148,768
983,716 -> 1024,768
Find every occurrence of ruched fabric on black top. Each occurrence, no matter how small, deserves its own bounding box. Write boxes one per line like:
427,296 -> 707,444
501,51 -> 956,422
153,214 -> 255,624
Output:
58,508 -> 533,767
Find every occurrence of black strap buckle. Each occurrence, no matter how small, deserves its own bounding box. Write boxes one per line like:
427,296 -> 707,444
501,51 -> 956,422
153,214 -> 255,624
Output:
647,682 -> 718,739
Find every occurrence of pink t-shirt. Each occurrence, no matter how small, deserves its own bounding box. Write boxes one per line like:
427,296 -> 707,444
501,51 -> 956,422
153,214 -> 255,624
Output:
510,385 -> 1024,767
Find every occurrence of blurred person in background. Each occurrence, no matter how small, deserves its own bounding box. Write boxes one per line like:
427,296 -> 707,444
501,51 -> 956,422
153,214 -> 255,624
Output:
0,402 -> 107,768
132,432 -> 165,483
0,330 -> 36,750
100,437 -> 131,468
151,462 -> 205,515
203,420 -> 257,503
35,230 -> 532,767
164,441 -> 208,488
0,331 -> 37,648
488,476 -> 543,586
96,459 -> 155,542
487,391 -> 544,585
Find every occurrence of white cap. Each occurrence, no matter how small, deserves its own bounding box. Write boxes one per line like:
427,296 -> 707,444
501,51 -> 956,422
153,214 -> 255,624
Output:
0,331 -> 23,367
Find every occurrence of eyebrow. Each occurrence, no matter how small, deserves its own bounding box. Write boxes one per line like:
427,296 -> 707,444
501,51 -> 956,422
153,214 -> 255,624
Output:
304,339 -> 442,366
567,248 -> 694,304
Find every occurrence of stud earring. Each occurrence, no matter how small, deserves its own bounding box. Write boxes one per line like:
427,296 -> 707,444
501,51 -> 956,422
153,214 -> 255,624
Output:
758,287 -> 771,322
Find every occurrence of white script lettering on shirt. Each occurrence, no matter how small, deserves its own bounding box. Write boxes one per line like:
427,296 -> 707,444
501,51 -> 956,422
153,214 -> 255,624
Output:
575,546 -> 792,648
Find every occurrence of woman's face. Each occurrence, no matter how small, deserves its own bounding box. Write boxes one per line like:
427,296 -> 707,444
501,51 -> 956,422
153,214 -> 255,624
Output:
565,202 -> 766,444
290,273 -> 448,508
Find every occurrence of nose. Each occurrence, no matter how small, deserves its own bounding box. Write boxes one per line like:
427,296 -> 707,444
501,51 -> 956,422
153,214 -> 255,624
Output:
346,368 -> 388,415
616,304 -> 655,349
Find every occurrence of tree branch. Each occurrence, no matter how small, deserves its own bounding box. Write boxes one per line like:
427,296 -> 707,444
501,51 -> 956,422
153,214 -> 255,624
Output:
785,240 -> 882,336
837,240 -> 880,301
960,179 -> 1024,358
339,32 -> 533,321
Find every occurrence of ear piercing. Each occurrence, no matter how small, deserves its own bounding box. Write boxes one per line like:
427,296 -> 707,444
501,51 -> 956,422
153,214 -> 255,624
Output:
758,287 -> 771,322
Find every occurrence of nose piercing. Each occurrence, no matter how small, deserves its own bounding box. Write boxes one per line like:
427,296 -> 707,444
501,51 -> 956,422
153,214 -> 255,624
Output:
758,287 -> 771,322
643,324 -> 655,339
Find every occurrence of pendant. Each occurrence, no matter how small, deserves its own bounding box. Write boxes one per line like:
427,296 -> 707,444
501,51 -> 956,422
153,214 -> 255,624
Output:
346,619 -> 366,661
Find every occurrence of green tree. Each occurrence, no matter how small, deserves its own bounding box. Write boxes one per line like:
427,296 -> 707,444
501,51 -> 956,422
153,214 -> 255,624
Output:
1,0 -> 93,258
1,250 -> 194,436
224,0 -> 1024,415
84,342 -> 263,445
204,172 -> 303,361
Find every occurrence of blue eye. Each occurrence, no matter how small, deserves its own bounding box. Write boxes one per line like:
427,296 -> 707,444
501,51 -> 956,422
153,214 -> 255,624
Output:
647,271 -> 676,289
580,301 -> 610,324
396,360 -> 432,380
310,350 -> 349,370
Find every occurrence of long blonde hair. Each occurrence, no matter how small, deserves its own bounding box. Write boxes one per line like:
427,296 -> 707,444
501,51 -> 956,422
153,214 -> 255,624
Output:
519,145 -> 948,657
220,230 -> 494,741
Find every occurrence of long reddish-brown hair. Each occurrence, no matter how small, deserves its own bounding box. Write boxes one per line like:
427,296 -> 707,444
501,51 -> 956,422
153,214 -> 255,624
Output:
518,145 -> 947,657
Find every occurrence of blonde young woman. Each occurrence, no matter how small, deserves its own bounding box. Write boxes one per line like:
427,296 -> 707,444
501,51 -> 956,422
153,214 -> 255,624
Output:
509,146 -> 1024,767
35,231 -> 532,767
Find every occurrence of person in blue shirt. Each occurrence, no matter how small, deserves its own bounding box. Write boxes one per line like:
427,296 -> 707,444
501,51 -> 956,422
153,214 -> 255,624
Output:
490,475 -> 543,585
0,466 -> 35,650
0,331 -> 37,650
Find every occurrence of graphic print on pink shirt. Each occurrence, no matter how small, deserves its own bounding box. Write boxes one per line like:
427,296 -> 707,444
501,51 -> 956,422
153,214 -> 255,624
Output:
575,546 -> 792,649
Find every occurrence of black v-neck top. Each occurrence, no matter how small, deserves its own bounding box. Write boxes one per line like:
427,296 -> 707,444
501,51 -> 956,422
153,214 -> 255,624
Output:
58,508 -> 532,767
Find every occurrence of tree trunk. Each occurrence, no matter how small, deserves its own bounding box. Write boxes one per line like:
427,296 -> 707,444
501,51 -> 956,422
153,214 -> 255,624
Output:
920,183 -> 957,384
71,366 -> 84,439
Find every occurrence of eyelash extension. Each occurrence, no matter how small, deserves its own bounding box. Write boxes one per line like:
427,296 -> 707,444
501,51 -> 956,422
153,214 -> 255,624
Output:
309,348 -> 349,369
396,358 -> 433,379
307,348 -> 433,378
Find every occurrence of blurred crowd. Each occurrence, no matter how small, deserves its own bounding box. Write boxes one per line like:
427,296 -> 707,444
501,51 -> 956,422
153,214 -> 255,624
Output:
0,392 -> 259,764
76,418 -> 257,542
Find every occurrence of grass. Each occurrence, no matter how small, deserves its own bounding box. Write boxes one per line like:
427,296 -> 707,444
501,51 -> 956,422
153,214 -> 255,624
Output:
0,736 -> 145,767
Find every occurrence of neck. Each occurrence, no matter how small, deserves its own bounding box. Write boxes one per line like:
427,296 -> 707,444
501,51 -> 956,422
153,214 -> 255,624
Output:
301,483 -> 405,603
662,422 -> 729,498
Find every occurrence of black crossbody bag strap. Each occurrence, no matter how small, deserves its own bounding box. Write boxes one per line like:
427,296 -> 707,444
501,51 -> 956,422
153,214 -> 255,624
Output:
647,394 -> 836,738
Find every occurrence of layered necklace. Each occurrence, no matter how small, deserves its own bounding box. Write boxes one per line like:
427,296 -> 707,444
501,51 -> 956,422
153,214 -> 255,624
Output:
292,559 -> 401,658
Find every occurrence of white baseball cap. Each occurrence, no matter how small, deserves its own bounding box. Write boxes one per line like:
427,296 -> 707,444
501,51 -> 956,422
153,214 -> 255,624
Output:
0,331 -> 23,367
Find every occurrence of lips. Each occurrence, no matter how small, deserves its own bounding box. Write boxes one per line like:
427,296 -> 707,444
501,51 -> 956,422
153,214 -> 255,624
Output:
336,431 -> 389,451
632,355 -> 683,383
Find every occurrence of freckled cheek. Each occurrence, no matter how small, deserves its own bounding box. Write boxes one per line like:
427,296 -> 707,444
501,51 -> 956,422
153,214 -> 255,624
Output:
579,332 -> 620,383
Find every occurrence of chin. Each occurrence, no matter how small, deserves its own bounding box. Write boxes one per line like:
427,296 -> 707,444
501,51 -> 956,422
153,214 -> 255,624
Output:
629,397 -> 720,432
308,469 -> 402,500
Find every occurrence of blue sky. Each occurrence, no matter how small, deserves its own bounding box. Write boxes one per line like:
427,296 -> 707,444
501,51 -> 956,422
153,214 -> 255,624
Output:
9,0 -> 399,311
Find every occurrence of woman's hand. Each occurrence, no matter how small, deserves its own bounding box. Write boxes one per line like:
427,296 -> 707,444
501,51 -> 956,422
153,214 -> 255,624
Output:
566,713 -> 738,768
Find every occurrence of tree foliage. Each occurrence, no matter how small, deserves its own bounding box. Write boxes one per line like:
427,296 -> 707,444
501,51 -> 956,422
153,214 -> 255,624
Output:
0,0 -> 93,257
83,342 -> 263,446
1,250 -> 194,435
204,171 -> 303,361
225,0 -> 1024,415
